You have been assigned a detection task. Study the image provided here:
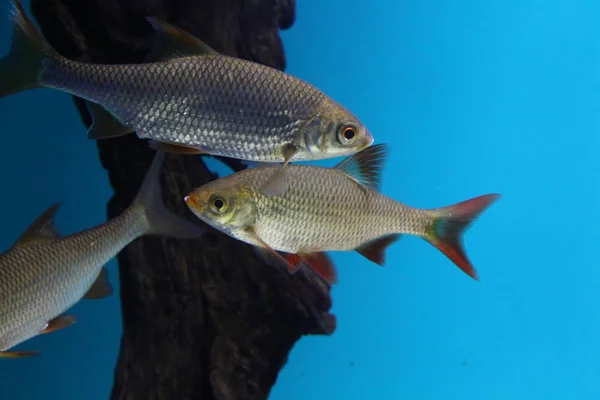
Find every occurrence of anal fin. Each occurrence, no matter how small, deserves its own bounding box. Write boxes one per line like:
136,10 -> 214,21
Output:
83,268 -> 113,299
86,101 -> 135,139
355,234 -> 401,266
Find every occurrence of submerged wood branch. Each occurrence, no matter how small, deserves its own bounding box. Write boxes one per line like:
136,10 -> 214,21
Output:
30,0 -> 333,398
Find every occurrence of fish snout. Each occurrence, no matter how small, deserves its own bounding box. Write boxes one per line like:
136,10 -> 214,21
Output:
184,190 -> 212,216
362,129 -> 375,148
184,194 -> 199,209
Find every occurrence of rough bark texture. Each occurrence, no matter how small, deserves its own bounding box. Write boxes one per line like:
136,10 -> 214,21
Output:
29,1 -> 334,399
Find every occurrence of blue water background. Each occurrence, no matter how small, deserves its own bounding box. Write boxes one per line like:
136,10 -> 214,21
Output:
1,0 -> 599,399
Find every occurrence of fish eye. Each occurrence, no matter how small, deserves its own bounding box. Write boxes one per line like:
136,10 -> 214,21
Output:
209,195 -> 228,214
338,125 -> 358,145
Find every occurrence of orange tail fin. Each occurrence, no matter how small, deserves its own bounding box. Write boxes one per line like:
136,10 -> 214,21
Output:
424,194 -> 500,280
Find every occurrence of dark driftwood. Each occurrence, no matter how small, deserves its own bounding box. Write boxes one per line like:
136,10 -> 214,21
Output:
29,0 -> 334,399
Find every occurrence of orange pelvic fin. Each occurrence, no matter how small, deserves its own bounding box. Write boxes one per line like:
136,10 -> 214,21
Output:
289,252 -> 338,284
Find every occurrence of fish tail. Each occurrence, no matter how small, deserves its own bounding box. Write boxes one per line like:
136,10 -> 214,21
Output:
133,151 -> 206,239
0,0 -> 60,98
423,194 -> 500,280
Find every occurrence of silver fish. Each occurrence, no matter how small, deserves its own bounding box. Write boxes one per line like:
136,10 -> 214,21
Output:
0,0 -> 374,170
0,152 -> 203,357
184,144 -> 500,281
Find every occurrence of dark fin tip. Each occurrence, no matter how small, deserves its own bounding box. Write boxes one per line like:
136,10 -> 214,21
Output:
334,143 -> 389,191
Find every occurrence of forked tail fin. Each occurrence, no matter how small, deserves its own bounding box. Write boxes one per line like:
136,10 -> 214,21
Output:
424,194 -> 500,280
133,151 -> 206,240
0,0 -> 60,98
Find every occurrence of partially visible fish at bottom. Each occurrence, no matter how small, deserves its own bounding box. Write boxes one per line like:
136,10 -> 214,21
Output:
0,152 -> 204,357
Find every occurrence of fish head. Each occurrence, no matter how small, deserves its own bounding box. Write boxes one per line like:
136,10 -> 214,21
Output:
184,177 -> 257,236
300,98 -> 374,160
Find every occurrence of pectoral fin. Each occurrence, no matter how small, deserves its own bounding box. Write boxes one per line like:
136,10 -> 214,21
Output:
0,350 -> 40,358
244,226 -> 297,271
260,165 -> 291,197
260,144 -> 298,197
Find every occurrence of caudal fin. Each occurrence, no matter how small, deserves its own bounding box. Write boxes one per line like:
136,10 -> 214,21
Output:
133,151 -> 206,239
424,194 -> 500,280
0,0 -> 59,98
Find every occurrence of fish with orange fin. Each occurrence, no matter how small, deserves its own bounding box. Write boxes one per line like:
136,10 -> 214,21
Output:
0,152 -> 204,357
184,144 -> 500,280
276,251 -> 338,284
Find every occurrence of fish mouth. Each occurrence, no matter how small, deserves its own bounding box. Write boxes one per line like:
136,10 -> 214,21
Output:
184,194 -> 221,229
184,194 -> 203,215
352,137 -> 374,154
184,195 -> 195,207
363,132 -> 375,148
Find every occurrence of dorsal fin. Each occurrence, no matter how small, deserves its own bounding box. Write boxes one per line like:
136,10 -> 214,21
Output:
145,17 -> 218,62
334,143 -> 388,191
14,203 -> 61,247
